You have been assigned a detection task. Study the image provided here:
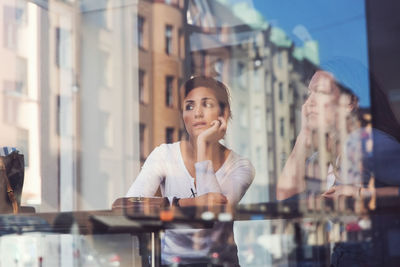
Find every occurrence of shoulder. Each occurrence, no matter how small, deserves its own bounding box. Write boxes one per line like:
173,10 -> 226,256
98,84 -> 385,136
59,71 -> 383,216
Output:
149,142 -> 180,157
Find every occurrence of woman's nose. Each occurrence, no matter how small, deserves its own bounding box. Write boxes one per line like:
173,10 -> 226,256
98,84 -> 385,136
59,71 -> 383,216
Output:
194,105 -> 204,117
307,92 -> 317,105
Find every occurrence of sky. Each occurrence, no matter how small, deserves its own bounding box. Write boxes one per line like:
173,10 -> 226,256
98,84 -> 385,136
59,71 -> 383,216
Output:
226,0 -> 370,107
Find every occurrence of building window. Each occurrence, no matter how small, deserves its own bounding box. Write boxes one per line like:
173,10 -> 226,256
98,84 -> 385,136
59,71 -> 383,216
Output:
3,7 -> 17,49
237,62 -> 245,88
55,27 -> 72,69
166,127 -> 174,143
279,82 -> 283,102
280,152 -> 287,170
3,4 -> 27,49
139,69 -> 146,104
16,57 -> 27,94
138,16 -> 144,48
166,76 -> 174,107
280,118 -> 285,137
140,123 -> 146,160
179,28 -> 185,59
165,25 -> 173,55
265,72 -> 271,94
2,57 -> 28,96
277,52 -> 283,68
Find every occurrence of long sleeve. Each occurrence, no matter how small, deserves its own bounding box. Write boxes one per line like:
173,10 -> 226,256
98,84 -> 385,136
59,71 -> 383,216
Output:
195,160 -> 222,195
195,155 -> 255,206
126,145 -> 165,197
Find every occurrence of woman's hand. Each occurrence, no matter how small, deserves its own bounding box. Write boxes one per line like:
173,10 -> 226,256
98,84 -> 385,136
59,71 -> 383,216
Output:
196,116 -> 227,162
180,192 -> 228,208
321,185 -> 360,199
197,116 -> 227,146
194,192 -> 228,206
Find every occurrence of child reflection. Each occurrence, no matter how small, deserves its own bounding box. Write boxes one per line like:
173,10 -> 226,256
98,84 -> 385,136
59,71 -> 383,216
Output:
126,76 -> 255,266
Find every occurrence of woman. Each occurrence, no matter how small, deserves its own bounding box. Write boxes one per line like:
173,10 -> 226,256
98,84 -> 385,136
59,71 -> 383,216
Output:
126,76 -> 255,266
276,70 -> 359,200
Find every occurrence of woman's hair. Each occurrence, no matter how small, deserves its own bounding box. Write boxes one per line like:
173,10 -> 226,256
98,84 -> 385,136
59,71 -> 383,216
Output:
180,76 -> 232,119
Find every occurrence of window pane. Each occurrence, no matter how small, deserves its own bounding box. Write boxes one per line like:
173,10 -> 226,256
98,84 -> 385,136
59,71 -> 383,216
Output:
1,0 -> 399,266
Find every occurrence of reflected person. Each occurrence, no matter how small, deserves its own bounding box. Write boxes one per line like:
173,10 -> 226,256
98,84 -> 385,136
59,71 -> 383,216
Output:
126,76 -> 255,266
277,69 -> 400,201
276,70 -> 361,200
276,68 -> 400,266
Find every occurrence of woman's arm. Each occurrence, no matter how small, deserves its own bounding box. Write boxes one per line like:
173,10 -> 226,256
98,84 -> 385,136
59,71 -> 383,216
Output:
276,131 -> 309,200
179,157 -> 255,207
126,146 -> 165,197
178,117 -> 254,207
322,184 -> 400,199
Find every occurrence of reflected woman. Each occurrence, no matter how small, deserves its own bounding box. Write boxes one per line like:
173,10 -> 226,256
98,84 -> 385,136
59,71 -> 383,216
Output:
126,76 -> 255,266
276,70 -> 360,200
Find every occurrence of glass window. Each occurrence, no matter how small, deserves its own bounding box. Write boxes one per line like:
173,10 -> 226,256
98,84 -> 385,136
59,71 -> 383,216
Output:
166,76 -> 174,107
138,16 -> 144,49
55,27 -> 72,69
165,25 -> 173,55
279,82 -> 283,102
140,123 -> 146,161
237,62 -> 245,87
166,127 -> 174,143
139,69 -> 146,103
1,0 -> 399,266
2,3 -> 26,49
16,56 -> 27,95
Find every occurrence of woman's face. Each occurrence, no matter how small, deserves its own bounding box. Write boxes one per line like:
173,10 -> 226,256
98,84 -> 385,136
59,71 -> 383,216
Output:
182,86 -> 224,139
304,71 -> 341,130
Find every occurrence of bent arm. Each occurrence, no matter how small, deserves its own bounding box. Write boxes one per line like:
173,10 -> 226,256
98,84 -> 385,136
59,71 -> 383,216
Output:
126,146 -> 165,197
180,158 -> 255,207
276,132 -> 308,200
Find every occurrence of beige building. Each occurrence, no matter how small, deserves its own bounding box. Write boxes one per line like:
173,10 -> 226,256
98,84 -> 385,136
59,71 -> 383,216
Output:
138,0 -> 186,164
0,0 -> 42,207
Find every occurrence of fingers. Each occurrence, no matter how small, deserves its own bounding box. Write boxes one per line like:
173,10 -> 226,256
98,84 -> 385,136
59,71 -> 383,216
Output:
207,192 -> 227,204
325,187 -> 336,194
210,120 -> 220,127
321,187 -> 335,198
218,116 -> 227,132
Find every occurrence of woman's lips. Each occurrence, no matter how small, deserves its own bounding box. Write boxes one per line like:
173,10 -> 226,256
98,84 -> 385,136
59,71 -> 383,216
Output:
193,122 -> 207,128
306,112 -> 318,117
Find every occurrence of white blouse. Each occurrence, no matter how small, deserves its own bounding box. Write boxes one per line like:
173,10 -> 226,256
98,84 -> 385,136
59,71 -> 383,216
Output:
126,142 -> 255,265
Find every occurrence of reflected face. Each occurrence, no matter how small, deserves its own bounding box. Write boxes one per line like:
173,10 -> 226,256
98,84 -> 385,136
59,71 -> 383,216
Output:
182,86 -> 223,138
304,71 -> 340,130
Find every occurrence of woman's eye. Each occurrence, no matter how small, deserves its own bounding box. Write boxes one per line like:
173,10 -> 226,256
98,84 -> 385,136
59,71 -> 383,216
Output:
185,104 -> 194,110
204,101 -> 214,108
